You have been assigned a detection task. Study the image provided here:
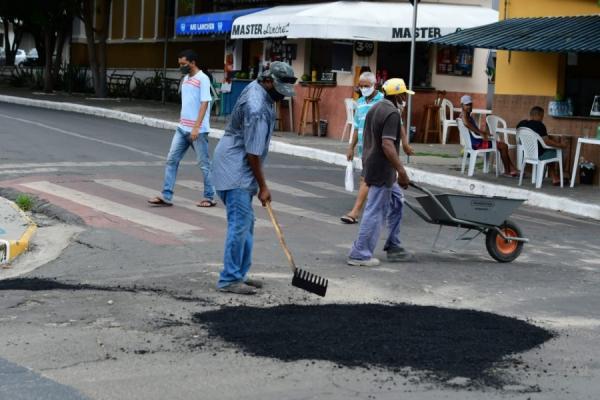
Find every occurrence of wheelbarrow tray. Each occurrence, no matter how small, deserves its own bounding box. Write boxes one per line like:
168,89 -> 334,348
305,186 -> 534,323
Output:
416,194 -> 525,227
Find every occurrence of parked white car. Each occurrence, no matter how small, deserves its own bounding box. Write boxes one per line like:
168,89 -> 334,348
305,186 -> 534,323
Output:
14,49 -> 26,66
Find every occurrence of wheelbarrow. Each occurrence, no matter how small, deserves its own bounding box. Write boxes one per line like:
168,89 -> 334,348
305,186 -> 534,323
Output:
404,183 -> 528,262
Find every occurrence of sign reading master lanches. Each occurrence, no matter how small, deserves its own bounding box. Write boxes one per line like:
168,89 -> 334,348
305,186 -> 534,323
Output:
232,23 -> 289,37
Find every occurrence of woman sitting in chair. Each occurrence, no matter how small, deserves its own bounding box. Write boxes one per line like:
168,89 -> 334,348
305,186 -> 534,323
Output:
460,94 -> 518,177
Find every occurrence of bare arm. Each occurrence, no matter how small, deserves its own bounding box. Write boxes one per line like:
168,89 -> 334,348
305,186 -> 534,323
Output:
247,154 -> 271,206
347,129 -> 359,160
190,101 -> 209,140
462,113 -> 488,139
543,136 -> 567,149
382,138 -> 410,188
400,124 -> 414,155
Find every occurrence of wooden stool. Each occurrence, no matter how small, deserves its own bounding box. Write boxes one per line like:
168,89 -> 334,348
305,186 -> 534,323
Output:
420,104 -> 441,143
298,85 -> 324,136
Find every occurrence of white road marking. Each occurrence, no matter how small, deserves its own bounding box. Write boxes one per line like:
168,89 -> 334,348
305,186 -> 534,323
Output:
0,113 -> 165,159
300,181 -> 353,196
179,179 -> 323,199
0,167 -> 59,175
95,179 -> 270,227
0,161 -> 185,170
177,180 -> 340,225
20,181 -> 201,234
512,213 -> 573,227
301,180 -> 419,198
265,182 -> 324,198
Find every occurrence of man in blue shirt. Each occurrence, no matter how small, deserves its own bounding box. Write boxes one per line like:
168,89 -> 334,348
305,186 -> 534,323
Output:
211,61 -> 297,295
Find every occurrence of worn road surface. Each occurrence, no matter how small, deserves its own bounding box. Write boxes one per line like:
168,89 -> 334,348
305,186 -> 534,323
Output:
1,102 -> 599,399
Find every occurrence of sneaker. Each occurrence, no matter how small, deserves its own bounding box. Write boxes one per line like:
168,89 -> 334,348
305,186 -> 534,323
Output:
347,257 -> 381,267
218,282 -> 257,295
386,246 -> 414,262
244,278 -> 263,289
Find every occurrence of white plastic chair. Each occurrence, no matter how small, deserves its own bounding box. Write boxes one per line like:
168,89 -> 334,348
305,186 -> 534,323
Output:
517,127 -> 563,189
341,98 -> 356,143
486,115 -> 521,172
439,98 -> 457,145
457,118 -> 499,177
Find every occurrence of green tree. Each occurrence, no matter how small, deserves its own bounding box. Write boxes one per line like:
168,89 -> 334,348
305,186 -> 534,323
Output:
80,0 -> 112,97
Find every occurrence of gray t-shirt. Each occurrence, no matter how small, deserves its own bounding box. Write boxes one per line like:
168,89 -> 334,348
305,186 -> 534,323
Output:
362,99 -> 402,187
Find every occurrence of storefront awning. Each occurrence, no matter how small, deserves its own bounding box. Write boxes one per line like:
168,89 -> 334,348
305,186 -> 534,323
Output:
230,1 -> 498,41
176,8 -> 265,36
430,16 -> 600,53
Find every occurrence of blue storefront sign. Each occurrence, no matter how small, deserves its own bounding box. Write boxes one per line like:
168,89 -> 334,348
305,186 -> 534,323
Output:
176,8 -> 265,36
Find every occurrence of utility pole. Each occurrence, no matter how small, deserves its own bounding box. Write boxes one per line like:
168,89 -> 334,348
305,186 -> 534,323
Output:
406,0 -> 419,163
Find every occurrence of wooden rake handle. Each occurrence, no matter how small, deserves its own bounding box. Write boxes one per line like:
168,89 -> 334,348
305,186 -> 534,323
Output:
265,202 -> 297,273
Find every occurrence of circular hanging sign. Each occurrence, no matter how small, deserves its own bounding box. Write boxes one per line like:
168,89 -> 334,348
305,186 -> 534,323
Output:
354,41 -> 375,57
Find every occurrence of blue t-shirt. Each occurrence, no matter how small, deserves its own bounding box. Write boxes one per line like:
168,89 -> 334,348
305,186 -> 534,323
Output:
354,91 -> 384,157
179,70 -> 212,133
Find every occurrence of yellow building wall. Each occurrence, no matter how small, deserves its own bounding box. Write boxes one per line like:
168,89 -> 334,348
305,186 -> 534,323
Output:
495,0 -> 600,96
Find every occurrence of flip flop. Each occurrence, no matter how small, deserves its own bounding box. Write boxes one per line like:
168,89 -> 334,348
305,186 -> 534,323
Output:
197,199 -> 217,208
147,197 -> 172,207
340,215 -> 358,224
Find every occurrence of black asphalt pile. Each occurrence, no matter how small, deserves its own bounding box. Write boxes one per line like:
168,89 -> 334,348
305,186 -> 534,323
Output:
193,304 -> 553,385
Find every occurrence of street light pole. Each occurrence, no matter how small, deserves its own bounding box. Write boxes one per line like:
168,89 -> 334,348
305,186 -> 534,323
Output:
406,0 -> 419,163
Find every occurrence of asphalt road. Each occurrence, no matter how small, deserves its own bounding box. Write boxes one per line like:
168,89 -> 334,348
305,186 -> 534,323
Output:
1,102 -> 599,400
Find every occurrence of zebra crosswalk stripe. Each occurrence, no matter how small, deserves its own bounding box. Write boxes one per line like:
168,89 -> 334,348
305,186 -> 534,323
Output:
21,181 -> 201,235
95,179 -> 270,227
177,180 -> 340,225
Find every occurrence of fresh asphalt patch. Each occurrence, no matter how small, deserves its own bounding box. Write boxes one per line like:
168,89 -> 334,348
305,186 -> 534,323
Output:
192,304 -> 554,387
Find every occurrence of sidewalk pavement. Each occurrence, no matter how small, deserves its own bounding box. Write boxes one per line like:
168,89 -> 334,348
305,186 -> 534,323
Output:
0,196 -> 36,265
0,86 -> 598,220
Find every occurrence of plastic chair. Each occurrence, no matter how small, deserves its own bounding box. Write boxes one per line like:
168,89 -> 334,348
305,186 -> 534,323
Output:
341,98 -> 356,143
457,118 -> 499,177
439,98 -> 457,145
486,115 -> 521,172
210,83 -> 221,116
517,127 -> 563,189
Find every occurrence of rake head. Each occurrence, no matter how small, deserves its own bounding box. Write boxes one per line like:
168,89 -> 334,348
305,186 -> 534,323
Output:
292,268 -> 328,297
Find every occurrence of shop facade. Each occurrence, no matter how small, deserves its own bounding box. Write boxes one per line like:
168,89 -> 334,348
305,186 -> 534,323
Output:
432,0 -> 600,183
226,0 -> 497,140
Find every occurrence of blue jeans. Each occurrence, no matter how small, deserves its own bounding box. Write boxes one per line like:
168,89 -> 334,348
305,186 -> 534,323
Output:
217,189 -> 255,288
349,183 -> 404,260
162,127 -> 215,202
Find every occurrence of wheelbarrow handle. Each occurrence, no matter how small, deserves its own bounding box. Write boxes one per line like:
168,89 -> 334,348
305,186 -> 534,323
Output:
408,182 -> 434,197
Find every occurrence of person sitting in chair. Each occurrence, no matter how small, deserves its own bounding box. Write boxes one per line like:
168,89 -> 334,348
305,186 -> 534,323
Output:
460,95 -> 518,177
517,106 -> 567,186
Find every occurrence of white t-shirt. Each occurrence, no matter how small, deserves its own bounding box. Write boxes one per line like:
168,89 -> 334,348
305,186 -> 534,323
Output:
179,70 -> 212,133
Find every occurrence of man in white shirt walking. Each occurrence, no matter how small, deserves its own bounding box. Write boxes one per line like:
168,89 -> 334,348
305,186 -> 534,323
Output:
148,49 -> 216,207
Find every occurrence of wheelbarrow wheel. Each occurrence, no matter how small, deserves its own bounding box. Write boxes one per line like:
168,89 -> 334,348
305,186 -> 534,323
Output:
485,219 -> 524,263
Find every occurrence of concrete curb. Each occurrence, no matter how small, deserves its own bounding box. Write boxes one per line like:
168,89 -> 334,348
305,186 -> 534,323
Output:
0,197 -> 37,264
1,94 -> 598,220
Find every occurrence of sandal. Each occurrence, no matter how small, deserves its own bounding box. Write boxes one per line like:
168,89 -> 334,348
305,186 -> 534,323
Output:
147,196 -> 172,207
340,215 -> 358,224
197,199 -> 217,208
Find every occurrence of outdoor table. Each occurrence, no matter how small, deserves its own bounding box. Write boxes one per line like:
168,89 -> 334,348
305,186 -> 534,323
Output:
570,137 -> 600,188
496,127 -> 521,168
298,82 -> 335,136
453,107 -> 492,129
547,133 -> 575,177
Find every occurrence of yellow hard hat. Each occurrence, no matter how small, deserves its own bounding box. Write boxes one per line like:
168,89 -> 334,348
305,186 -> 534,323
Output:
382,78 -> 415,95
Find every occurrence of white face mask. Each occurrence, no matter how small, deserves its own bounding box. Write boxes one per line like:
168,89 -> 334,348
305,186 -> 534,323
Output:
360,86 -> 375,98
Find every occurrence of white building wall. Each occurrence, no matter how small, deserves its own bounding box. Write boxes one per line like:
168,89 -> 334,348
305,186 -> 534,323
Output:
431,47 -> 490,94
